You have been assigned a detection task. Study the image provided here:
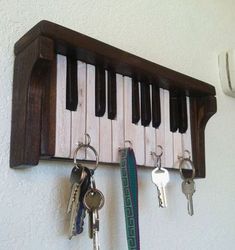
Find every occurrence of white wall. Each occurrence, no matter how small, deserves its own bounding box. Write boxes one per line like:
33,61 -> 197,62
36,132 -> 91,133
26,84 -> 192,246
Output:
1,1 -> 235,249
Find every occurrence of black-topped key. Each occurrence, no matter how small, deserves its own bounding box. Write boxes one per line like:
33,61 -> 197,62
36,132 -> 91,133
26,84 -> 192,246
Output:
108,70 -> 116,120
132,79 -> 140,124
152,83 -> 161,128
140,82 -> 151,127
95,66 -> 106,117
169,90 -> 179,132
66,56 -> 78,111
178,94 -> 188,133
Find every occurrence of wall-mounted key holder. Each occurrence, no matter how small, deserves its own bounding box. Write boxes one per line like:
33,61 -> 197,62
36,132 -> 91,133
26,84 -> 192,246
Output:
10,20 -> 217,178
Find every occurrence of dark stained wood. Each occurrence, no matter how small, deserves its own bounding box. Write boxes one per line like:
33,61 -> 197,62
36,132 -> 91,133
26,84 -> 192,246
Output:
10,36 -> 54,167
190,95 -> 217,178
10,21 -> 217,178
14,20 -> 215,96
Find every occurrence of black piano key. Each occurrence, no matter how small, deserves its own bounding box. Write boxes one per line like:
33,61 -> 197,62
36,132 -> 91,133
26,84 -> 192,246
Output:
169,90 -> 179,132
152,83 -> 161,128
132,79 -> 140,124
140,82 -> 151,127
108,70 -> 117,120
178,94 -> 188,133
95,66 -> 106,117
66,56 -> 78,111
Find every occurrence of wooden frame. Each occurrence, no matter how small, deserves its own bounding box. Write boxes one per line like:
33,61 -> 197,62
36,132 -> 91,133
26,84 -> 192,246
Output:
10,20 -> 217,178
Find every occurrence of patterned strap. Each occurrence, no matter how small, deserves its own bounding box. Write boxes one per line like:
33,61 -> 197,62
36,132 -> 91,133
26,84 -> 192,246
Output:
120,148 -> 140,250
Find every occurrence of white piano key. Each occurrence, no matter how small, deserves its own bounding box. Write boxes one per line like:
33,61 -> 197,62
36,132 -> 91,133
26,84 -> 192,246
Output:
112,74 -> 124,162
172,131 -> 183,169
54,54 -> 71,158
155,88 -> 165,167
145,84 -> 156,167
124,77 -> 145,165
70,61 -> 87,159
86,64 -> 100,161
99,70 -> 112,163
182,96 -> 192,158
163,89 -> 174,168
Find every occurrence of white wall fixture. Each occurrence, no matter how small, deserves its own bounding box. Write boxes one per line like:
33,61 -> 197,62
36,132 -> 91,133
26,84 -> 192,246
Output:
218,50 -> 235,97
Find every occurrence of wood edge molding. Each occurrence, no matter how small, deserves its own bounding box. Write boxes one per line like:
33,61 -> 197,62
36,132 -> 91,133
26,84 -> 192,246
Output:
190,95 -> 217,178
14,20 -> 215,96
10,36 -> 55,168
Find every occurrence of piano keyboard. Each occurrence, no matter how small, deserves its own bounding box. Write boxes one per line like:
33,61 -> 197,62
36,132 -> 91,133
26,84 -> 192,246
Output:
55,54 -> 192,168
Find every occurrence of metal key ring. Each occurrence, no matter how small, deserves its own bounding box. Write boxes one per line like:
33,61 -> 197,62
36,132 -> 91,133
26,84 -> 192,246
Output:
179,157 -> 195,180
73,142 -> 99,172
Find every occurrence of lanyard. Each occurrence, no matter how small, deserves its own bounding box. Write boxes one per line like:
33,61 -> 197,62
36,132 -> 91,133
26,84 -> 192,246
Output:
120,147 -> 140,250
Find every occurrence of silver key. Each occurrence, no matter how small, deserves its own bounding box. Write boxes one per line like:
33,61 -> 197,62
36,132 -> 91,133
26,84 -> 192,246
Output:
182,179 -> 195,216
67,164 -> 86,213
84,186 -> 104,250
67,165 -> 86,239
152,167 -> 169,207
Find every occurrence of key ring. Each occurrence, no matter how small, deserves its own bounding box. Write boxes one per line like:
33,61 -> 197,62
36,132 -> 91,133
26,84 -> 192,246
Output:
73,134 -> 99,172
179,151 -> 195,180
151,145 -> 163,169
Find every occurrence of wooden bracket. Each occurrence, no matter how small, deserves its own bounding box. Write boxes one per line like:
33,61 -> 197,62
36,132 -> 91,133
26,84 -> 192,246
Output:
10,36 -> 55,167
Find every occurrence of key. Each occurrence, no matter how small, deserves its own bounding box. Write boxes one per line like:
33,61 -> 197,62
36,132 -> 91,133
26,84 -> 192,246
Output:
66,56 -> 78,111
169,90 -> 179,132
182,179 -> 195,216
108,70 -> 117,120
75,167 -> 92,234
151,83 -> 161,128
95,66 -> 106,117
140,82 -> 151,126
67,165 -> 87,239
84,183 -> 105,248
132,78 -> 140,124
152,167 -> 169,208
178,93 -> 188,133
84,188 -> 104,238
67,164 -> 86,213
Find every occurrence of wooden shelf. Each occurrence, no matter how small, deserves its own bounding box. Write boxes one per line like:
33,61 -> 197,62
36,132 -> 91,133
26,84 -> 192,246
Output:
10,20 -> 217,178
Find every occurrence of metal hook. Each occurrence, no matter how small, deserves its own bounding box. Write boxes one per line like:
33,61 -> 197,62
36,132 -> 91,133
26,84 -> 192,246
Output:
85,133 -> 91,146
179,157 -> 195,180
151,145 -> 163,169
178,149 -> 191,161
124,140 -> 133,149
73,134 -> 99,172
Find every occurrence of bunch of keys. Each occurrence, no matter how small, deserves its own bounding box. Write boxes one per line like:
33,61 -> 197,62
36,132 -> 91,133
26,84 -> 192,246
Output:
151,146 -> 170,208
179,151 -> 196,216
67,137 -> 105,250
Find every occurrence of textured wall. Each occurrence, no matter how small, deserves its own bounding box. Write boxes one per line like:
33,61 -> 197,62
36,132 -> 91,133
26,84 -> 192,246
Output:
1,1 -> 235,249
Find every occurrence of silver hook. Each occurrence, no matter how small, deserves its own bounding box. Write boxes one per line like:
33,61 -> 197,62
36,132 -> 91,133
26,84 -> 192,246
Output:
73,134 -> 99,172
179,156 -> 195,180
178,149 -> 191,161
124,140 -> 133,149
85,133 -> 91,146
151,145 -> 163,169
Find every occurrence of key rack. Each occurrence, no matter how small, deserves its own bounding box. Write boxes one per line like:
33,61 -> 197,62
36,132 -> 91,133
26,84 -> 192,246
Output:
10,20 -> 217,178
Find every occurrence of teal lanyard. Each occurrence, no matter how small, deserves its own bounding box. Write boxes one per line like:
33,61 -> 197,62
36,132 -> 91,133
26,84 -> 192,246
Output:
120,148 -> 140,250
